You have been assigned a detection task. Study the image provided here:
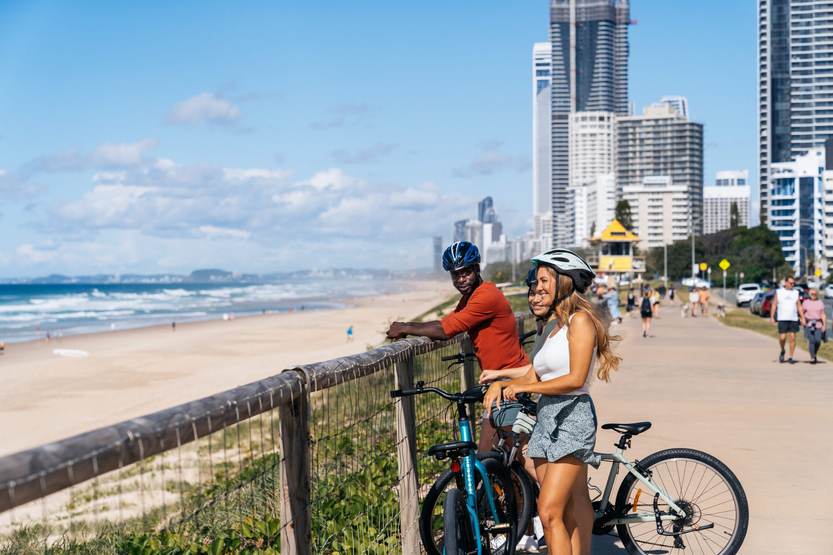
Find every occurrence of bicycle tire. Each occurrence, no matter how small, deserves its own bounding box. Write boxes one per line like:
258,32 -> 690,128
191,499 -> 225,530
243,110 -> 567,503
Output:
420,455 -> 523,555
443,488 -> 471,555
615,448 -> 749,555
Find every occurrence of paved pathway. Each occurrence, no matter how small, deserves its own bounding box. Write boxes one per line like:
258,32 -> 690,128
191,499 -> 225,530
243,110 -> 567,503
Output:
582,302 -> 833,554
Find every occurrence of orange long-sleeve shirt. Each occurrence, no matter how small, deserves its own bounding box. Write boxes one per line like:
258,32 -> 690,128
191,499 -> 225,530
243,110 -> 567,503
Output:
441,281 -> 529,371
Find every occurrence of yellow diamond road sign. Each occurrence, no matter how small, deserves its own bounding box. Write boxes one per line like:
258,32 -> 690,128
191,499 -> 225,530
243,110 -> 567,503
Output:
719,259 -> 730,271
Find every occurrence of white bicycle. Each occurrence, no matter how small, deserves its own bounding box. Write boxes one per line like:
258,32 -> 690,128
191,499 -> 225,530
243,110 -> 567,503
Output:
589,422 -> 749,554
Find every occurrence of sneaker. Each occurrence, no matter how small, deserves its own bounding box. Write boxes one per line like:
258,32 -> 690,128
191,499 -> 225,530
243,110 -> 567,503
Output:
779,350 -> 785,363
788,357 -> 795,364
515,534 -> 538,551
490,536 -> 507,550
643,330 -> 647,337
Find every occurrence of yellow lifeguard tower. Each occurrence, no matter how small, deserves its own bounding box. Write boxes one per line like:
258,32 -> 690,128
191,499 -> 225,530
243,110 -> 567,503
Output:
588,219 -> 645,277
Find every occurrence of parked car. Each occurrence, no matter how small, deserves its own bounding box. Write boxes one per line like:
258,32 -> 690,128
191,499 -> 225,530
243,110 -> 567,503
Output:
759,291 -> 776,318
750,291 -> 766,315
681,277 -> 713,289
736,283 -> 762,306
825,284 -> 833,299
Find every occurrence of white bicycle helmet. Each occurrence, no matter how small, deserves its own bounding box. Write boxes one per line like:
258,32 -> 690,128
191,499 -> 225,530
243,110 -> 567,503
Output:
531,249 -> 596,300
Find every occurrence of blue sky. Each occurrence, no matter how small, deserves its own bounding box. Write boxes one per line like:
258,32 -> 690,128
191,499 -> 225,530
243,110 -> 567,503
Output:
0,1 -> 757,277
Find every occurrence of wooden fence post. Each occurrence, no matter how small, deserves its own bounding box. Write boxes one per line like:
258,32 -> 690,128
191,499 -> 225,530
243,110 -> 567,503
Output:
280,371 -> 311,554
394,354 -> 419,555
461,335 -> 477,439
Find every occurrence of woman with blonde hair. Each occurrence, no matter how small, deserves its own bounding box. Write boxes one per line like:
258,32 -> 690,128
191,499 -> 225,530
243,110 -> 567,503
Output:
484,249 -> 620,555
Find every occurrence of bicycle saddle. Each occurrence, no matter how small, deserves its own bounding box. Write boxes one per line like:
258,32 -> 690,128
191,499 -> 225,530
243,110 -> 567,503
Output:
601,422 -> 652,435
427,441 -> 478,460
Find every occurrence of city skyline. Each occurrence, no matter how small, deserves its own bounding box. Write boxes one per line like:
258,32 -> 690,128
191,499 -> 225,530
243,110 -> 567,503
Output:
0,1 -> 758,277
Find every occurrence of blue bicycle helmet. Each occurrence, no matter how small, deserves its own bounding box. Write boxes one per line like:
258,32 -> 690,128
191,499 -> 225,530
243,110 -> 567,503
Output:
524,268 -> 538,290
442,241 -> 481,272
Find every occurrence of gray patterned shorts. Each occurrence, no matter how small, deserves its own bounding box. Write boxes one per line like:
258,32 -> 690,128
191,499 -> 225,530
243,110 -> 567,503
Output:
525,394 -> 600,468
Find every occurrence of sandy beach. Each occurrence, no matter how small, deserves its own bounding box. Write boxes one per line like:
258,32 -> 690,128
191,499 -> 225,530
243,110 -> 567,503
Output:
0,279 -> 452,457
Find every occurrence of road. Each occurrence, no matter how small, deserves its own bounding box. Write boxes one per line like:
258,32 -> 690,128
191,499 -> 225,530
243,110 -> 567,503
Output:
574,299 -> 833,554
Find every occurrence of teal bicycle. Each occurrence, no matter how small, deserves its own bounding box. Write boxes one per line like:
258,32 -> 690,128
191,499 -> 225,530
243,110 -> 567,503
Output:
391,381 -> 518,555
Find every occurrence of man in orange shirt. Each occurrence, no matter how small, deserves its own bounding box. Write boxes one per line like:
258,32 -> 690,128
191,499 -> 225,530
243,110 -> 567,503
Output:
698,286 -> 710,316
386,241 -> 530,449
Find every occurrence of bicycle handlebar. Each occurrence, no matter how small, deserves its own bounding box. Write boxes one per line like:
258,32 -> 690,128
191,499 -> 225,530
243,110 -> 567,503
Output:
440,352 -> 477,362
390,383 -> 486,403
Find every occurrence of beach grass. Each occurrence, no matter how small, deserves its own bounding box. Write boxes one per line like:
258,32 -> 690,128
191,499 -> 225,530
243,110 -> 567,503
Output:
717,308 -> 833,363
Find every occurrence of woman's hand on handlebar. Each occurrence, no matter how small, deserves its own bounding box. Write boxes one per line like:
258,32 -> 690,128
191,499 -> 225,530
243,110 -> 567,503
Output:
502,383 -> 526,402
483,381 -> 505,418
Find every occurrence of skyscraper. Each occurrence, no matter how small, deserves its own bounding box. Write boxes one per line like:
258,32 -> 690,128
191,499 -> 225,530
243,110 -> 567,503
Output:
433,236 -> 443,274
532,42 -> 553,219
704,171 -> 751,234
478,196 -> 497,223
549,0 -> 631,246
759,0 -> 833,224
615,103 -> 704,234
659,96 -> 689,120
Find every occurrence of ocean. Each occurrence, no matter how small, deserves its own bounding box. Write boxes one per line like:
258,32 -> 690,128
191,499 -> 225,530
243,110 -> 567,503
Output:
0,279 -> 402,343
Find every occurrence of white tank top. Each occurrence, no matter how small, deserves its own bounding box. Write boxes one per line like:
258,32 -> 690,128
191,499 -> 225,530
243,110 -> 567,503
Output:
532,314 -> 594,396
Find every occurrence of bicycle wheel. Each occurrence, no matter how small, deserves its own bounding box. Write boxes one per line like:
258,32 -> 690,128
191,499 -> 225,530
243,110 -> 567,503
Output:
443,488 -> 473,555
615,448 -> 749,555
420,455 -> 522,555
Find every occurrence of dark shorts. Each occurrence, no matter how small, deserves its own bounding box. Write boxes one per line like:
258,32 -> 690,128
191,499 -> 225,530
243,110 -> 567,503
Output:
778,320 -> 800,334
641,310 -> 653,319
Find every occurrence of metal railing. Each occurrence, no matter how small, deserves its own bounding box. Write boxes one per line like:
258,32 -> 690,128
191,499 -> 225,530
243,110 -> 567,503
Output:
0,313 -> 533,554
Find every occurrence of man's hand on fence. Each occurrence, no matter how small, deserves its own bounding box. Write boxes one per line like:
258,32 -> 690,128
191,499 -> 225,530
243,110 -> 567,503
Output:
386,322 -> 408,341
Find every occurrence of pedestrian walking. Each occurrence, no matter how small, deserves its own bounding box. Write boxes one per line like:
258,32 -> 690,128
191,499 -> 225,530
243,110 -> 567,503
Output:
626,288 -> 636,317
669,285 -> 676,304
0,342 -> 4,356
346,325 -> 354,343
652,289 -> 661,317
698,286 -> 711,316
603,287 -> 622,324
689,287 -> 698,317
770,276 -> 806,363
802,288 -> 826,364
640,289 -> 653,337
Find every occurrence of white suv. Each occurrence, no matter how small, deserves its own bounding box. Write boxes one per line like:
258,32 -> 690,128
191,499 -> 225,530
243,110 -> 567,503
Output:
736,283 -> 762,306
825,284 -> 833,299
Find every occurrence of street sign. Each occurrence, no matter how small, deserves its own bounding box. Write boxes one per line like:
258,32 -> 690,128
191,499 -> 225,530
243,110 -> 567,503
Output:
816,269 -> 822,277
719,259 -> 730,271
699,262 -> 707,271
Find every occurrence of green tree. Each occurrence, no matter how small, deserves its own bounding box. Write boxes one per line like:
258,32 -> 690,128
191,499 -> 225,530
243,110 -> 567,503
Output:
644,225 -> 787,282
730,202 -> 739,229
485,261 -> 513,283
614,200 -> 633,230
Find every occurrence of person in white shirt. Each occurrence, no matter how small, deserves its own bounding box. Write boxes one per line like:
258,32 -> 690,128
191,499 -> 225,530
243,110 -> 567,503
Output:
770,276 -> 806,363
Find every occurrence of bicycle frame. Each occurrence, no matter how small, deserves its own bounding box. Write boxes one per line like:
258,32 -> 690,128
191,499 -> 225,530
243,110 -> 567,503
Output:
594,446 -> 686,525
456,411 -> 503,550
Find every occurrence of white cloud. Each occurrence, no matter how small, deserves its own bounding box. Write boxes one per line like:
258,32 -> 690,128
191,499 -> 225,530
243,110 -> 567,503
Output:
92,139 -> 158,167
167,92 -> 242,125
332,143 -> 397,164
199,225 -> 251,239
389,186 -> 439,209
16,242 -> 57,265
36,155 -> 474,272
24,145 -> 85,173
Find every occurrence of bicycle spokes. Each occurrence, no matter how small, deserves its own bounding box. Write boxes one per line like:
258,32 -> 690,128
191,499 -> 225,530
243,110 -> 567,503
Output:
622,459 -> 741,554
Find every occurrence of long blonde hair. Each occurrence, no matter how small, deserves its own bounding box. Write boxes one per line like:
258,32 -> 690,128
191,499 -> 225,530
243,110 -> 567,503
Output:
540,266 -> 621,381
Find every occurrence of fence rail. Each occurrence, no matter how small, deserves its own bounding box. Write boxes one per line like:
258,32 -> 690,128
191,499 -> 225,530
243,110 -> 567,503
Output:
0,312 -> 532,554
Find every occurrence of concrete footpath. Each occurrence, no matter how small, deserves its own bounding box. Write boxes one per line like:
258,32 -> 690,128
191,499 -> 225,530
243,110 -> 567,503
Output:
584,303 -> 832,554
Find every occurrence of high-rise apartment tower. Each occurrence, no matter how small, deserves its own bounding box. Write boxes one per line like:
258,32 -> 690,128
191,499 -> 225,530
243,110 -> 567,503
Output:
549,0 -> 630,247
533,42 -> 553,219
759,0 -> 833,224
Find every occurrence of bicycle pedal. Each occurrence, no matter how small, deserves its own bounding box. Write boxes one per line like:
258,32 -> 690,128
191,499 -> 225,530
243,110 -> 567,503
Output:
486,523 -> 512,534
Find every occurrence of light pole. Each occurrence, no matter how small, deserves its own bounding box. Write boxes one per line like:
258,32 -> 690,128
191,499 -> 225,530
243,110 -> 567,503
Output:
664,243 -> 668,290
